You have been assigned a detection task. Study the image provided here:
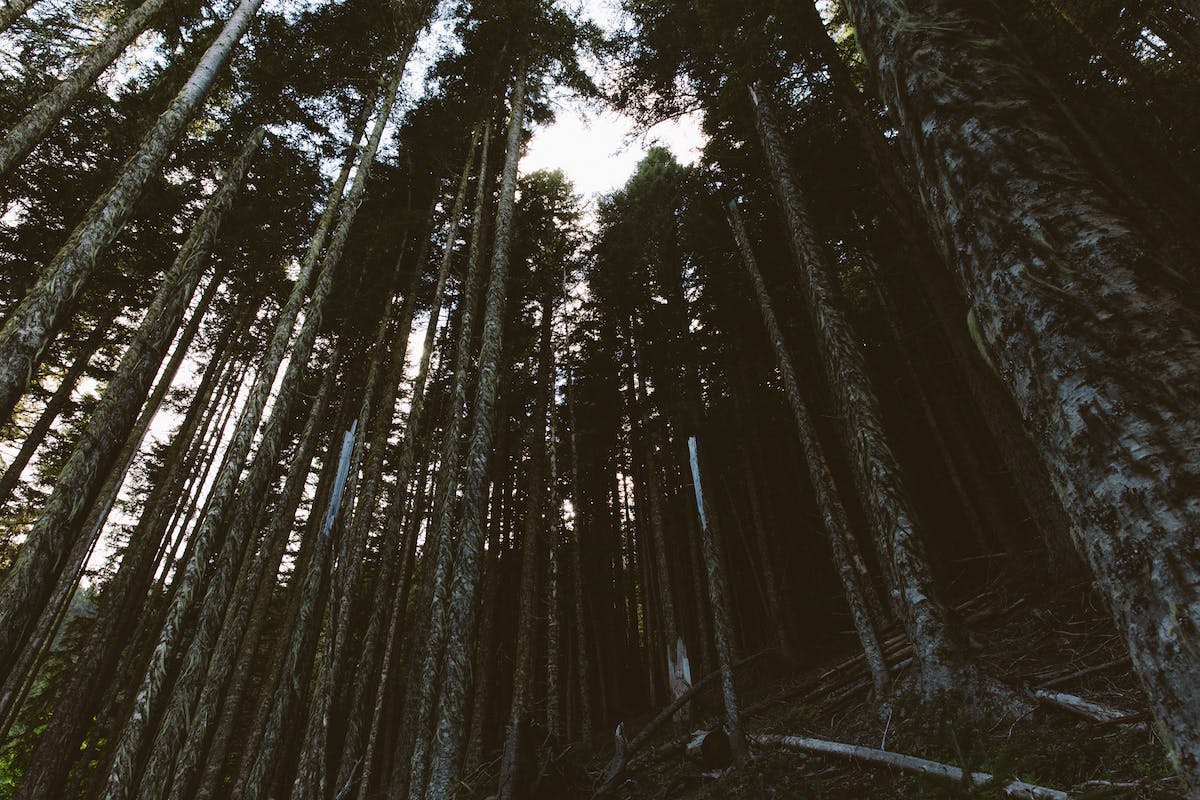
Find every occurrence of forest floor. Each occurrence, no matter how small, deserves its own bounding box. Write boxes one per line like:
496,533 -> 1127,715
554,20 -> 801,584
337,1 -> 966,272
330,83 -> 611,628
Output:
544,574 -> 1188,799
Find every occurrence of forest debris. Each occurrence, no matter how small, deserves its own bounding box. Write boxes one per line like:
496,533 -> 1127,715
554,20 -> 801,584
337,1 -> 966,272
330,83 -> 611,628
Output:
593,650 -> 772,796
684,728 -> 731,768
1031,689 -> 1138,724
750,734 -> 1071,799
1033,656 -> 1130,689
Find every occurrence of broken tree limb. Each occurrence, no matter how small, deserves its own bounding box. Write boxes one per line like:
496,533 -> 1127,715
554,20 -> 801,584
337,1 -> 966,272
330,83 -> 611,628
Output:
1031,689 -> 1138,724
750,734 -> 1070,800
593,650 -> 772,796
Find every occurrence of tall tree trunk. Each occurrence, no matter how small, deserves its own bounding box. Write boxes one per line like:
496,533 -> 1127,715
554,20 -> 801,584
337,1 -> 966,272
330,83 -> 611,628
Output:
0,128 -> 263,687
0,0 -> 174,178
564,364 -> 593,742
421,67 -> 526,800
846,0 -> 1200,785
189,357 -> 339,800
497,287 -> 555,800
114,58 -> 406,799
13,298 -> 244,800
686,437 -> 749,764
0,0 -> 265,424
790,0 -> 1077,567
727,200 -> 889,696
749,82 -> 984,706
0,305 -> 116,508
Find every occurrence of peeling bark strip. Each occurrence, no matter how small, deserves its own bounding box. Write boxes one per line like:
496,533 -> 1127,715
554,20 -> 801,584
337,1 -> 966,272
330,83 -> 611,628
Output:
0,0 -> 265,426
0,0 -> 173,178
845,0 -> 1200,787
0,128 -> 264,687
726,200 -> 889,696
687,436 -> 749,765
749,82 -> 980,705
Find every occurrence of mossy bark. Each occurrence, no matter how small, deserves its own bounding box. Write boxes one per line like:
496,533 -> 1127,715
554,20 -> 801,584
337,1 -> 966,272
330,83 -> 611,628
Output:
847,0 -> 1200,786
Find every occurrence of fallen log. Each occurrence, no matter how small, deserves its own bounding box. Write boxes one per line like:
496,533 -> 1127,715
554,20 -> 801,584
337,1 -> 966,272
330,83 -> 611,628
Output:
1031,689 -> 1136,724
750,734 -> 1070,799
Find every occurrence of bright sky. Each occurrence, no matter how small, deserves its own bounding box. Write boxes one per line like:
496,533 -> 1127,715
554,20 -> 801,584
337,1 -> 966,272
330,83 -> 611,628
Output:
519,0 -> 707,198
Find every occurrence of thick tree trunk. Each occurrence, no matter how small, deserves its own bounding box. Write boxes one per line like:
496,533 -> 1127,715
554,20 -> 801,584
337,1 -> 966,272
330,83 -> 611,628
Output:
421,68 -> 527,800
686,437 -> 749,764
749,83 -> 983,705
0,0 -> 173,178
846,0 -> 1200,785
0,0 -> 265,424
0,129 -> 263,687
727,200 -> 889,696
791,0 -> 1077,567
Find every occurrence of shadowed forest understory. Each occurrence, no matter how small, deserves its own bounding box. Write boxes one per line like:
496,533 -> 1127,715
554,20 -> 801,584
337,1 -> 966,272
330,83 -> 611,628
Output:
0,0 -> 1197,798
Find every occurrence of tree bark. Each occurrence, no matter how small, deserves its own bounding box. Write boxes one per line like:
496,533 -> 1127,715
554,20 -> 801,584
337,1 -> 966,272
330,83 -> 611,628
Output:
420,68 -> 526,800
845,0 -> 1200,785
749,82 -> 982,706
686,436 -> 748,765
0,0 -> 39,34
13,297 -> 243,800
727,200 -> 889,696
0,305 -> 115,508
0,0 -> 265,424
188,358 -> 339,800
0,128 -> 263,688
114,60 -> 404,799
0,0 -> 174,178
790,0 -> 1077,567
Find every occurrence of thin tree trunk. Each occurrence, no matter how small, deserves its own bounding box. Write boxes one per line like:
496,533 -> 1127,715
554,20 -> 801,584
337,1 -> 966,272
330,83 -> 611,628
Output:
0,0 -> 174,178
686,437 -> 748,764
0,129 -> 263,687
564,364 -> 593,742
727,200 -> 889,696
846,0 -> 1200,785
13,298 -> 242,800
421,68 -> 526,800
497,288 -> 555,800
188,359 -> 339,800
0,305 -> 115,508
749,83 -> 984,705
0,0 -> 265,424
